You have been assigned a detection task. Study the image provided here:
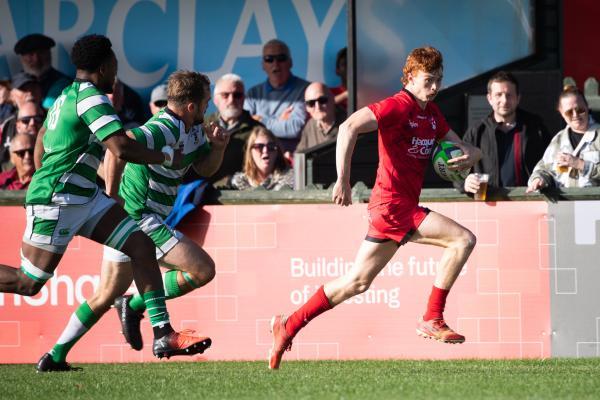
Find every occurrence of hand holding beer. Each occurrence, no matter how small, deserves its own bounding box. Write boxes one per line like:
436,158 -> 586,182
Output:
555,149 -> 583,174
464,173 -> 489,201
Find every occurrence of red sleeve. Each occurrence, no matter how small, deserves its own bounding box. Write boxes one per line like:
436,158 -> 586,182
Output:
367,96 -> 406,134
430,102 -> 450,141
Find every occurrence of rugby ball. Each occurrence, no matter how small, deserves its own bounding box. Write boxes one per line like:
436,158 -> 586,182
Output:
431,141 -> 469,182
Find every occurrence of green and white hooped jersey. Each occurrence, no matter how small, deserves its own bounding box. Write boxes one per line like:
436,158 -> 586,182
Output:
26,80 -> 123,205
120,108 -> 211,220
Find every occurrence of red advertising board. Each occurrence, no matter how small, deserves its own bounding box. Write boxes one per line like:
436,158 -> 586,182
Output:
0,202 -> 550,363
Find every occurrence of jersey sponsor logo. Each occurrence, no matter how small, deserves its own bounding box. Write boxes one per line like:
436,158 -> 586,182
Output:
408,137 -> 435,158
190,126 -> 201,145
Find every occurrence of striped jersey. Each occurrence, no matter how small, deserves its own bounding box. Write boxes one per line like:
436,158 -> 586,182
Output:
26,80 -> 123,205
119,108 -> 211,220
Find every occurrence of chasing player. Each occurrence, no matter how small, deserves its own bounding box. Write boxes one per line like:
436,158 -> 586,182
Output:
0,34 -> 211,371
35,70 -> 229,371
268,46 -> 482,369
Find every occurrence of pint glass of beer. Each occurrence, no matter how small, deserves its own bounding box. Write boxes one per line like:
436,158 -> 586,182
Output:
474,173 -> 490,201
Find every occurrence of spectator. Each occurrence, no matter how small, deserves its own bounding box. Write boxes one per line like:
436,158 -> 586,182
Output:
244,39 -> 309,153
527,86 -> 600,191
1,100 -> 44,171
229,126 -> 293,190
0,79 -> 15,124
0,132 -> 35,190
458,71 -> 551,195
107,78 -> 146,129
204,73 -> 262,186
13,33 -> 71,109
330,47 -> 348,111
9,72 -> 42,109
296,82 -> 345,152
149,83 -> 167,115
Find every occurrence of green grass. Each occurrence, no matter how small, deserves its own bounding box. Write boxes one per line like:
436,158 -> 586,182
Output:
2,359 -> 600,399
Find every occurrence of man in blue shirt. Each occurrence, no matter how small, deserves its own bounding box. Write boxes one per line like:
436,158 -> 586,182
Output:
244,39 -> 310,153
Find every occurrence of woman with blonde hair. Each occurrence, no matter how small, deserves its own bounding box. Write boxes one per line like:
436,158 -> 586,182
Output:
527,85 -> 600,191
229,125 -> 294,190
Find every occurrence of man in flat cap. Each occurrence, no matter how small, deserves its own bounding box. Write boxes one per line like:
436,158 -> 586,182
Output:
14,33 -> 71,110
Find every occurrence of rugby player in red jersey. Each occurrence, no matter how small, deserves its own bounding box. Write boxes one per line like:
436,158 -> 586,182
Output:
268,46 -> 481,369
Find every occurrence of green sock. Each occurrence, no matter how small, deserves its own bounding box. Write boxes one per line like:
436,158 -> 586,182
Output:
49,302 -> 99,363
143,289 -> 169,327
129,270 -> 193,312
128,292 -> 146,312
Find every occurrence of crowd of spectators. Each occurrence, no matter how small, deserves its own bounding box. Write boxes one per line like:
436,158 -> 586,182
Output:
1,33 -> 599,195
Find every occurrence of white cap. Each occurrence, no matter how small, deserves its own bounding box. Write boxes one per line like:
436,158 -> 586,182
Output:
150,83 -> 167,104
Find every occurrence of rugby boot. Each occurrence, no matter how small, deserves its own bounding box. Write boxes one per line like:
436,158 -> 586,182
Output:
416,317 -> 465,344
114,295 -> 144,350
153,329 -> 212,359
269,314 -> 293,370
36,353 -> 81,372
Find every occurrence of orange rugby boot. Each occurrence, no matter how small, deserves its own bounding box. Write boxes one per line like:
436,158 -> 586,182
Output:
269,314 -> 293,369
416,317 -> 465,344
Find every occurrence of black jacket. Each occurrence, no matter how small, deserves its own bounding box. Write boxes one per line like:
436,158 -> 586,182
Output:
455,108 -> 551,190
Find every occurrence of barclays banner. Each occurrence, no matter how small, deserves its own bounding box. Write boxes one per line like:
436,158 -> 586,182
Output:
0,0 -> 347,107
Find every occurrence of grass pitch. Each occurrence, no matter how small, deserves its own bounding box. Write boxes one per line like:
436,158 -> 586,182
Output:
2,359 -> 600,399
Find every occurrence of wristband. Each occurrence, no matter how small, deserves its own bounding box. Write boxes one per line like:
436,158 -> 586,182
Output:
161,145 -> 174,167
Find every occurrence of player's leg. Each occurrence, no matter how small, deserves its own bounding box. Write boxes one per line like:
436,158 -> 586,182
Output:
37,259 -> 133,372
113,219 -> 214,352
269,239 -> 399,369
87,202 -> 210,358
411,210 -> 476,343
0,204 -> 68,296
0,244 -> 62,296
126,234 -> 215,313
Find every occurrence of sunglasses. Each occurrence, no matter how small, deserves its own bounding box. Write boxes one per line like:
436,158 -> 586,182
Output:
12,148 -> 34,158
263,54 -> 288,63
18,116 -> 44,124
251,142 -> 278,152
153,100 -> 167,108
305,96 -> 328,107
563,106 -> 587,118
217,91 -> 244,100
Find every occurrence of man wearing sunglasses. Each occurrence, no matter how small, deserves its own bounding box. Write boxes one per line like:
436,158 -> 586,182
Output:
297,82 -> 346,152
1,100 -> 45,171
203,73 -> 262,186
244,39 -> 309,153
0,132 -> 35,190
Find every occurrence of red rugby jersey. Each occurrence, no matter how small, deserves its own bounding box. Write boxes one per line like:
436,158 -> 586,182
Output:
367,89 -> 449,209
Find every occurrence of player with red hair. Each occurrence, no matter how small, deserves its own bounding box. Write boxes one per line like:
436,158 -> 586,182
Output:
269,46 -> 482,369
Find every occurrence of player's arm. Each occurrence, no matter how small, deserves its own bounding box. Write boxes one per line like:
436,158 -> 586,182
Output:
104,131 -> 131,200
442,130 -> 482,171
333,107 -> 378,206
33,126 -> 46,169
103,130 -> 176,167
193,122 -> 230,177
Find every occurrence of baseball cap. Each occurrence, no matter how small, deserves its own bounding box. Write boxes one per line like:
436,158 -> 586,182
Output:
150,83 -> 167,104
11,72 -> 38,89
14,33 -> 56,55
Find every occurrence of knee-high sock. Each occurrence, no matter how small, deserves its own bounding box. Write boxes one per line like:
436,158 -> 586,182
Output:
285,286 -> 332,338
129,270 -> 196,312
49,301 -> 99,363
